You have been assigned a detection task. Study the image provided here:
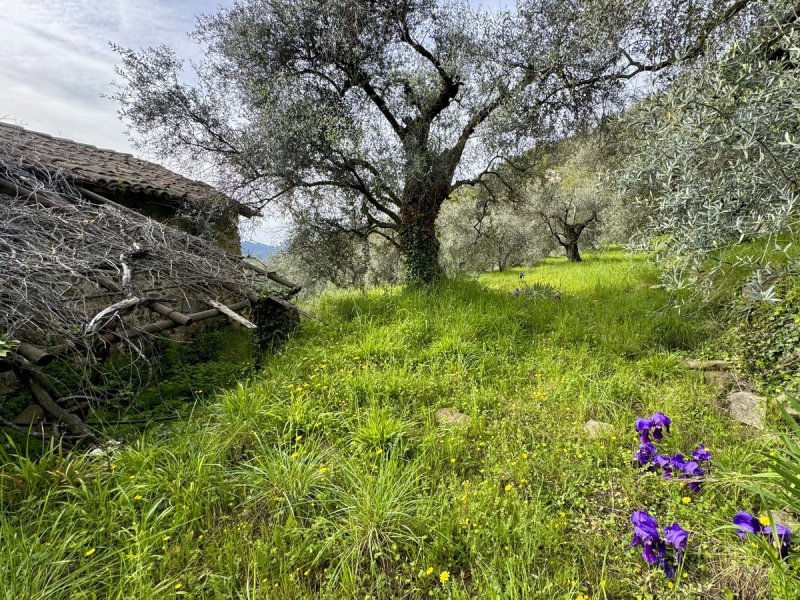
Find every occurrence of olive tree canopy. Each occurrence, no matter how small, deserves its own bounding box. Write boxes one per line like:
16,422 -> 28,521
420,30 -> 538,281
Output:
618,3 -> 800,293
113,0 -> 760,283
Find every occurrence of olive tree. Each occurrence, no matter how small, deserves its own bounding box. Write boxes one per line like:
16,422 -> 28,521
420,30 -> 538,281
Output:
113,0 -> 761,284
618,4 -> 800,291
439,190 -> 553,273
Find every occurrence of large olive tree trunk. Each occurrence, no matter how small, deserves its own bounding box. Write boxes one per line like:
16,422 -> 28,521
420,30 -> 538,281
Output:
565,239 -> 582,262
398,171 -> 450,284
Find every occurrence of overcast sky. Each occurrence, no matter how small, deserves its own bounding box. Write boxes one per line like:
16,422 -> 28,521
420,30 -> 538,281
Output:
0,0 -> 508,244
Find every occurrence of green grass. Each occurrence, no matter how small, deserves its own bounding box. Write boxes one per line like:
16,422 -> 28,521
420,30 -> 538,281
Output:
1,251 -> 797,598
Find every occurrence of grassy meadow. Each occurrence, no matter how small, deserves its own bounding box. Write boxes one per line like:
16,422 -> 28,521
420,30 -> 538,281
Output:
1,252 -> 796,598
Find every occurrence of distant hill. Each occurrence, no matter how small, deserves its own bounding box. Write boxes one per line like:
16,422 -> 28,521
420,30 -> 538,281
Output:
241,240 -> 279,259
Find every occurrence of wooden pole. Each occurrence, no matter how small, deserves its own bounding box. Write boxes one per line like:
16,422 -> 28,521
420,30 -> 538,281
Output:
148,302 -> 193,326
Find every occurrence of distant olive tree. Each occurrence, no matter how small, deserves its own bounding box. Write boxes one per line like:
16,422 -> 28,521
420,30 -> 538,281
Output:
439,191 -> 553,273
113,0 -> 762,284
525,131 -> 620,261
618,5 -> 800,290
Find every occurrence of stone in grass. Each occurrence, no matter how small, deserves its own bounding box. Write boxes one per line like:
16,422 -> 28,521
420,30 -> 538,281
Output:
703,370 -> 738,391
685,359 -> 734,372
435,408 -> 470,427
728,391 -> 766,430
584,419 -> 613,439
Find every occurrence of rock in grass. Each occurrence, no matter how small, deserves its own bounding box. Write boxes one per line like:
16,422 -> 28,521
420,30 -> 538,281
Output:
728,391 -> 766,429
435,408 -> 470,427
584,419 -> 613,438
703,370 -> 738,391
686,359 -> 734,371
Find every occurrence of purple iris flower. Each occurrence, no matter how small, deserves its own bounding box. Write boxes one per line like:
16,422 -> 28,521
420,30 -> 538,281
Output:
650,412 -> 671,440
733,511 -> 761,538
631,511 -> 664,563
659,557 -> 675,579
632,510 -> 660,540
681,461 -> 704,477
631,511 -> 684,578
664,522 -> 689,562
635,441 -> 658,466
653,454 -> 670,468
676,461 -> 703,492
734,511 -> 792,558
636,418 -> 654,442
763,524 -> 792,558
652,454 -> 673,478
691,443 -> 712,463
669,454 -> 686,470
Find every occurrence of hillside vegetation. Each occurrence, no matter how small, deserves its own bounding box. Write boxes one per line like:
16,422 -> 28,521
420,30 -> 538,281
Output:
2,251 -> 795,599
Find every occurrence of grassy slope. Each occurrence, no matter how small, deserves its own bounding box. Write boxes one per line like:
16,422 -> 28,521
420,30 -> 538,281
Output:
1,252 -> 795,599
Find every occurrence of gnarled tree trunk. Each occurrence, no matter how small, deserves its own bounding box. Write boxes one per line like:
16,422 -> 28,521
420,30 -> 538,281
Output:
565,239 -> 582,262
399,171 -> 449,284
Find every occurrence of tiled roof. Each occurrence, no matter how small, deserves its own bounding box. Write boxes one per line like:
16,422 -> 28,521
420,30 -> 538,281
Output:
0,121 -> 255,216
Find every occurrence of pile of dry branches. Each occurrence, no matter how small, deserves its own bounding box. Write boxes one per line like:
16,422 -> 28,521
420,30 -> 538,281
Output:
0,153 -> 266,347
0,153 -> 293,443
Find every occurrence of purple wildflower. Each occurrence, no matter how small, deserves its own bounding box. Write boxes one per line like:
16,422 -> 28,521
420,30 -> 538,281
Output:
734,511 -> 792,558
653,454 -> 670,468
733,511 -> 761,538
632,510 -> 660,540
664,522 -> 689,562
669,454 -> 686,470
650,412 -> 671,440
659,557 -> 675,579
631,511 -> 685,578
763,523 -> 792,558
652,454 -> 674,478
635,441 -> 658,466
636,418 -> 654,442
691,443 -> 712,463
631,511 -> 664,564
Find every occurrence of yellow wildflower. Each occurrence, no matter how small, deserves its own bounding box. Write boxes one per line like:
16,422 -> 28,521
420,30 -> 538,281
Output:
439,570 -> 450,583
84,547 -> 96,557
174,583 -> 183,590
759,514 -> 771,526
682,496 -> 692,504
425,567 -> 434,575
504,483 -> 513,492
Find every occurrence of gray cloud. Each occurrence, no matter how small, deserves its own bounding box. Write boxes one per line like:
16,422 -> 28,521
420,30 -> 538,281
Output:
0,0 -> 222,151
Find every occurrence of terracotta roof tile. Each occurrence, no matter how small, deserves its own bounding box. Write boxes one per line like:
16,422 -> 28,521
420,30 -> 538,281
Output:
0,122 -> 254,217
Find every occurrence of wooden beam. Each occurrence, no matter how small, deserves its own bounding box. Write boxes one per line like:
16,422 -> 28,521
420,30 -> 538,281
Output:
0,176 -> 57,209
148,302 -> 193,326
205,299 -> 257,329
239,260 -> 302,296
16,342 -> 55,366
267,295 -> 324,323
